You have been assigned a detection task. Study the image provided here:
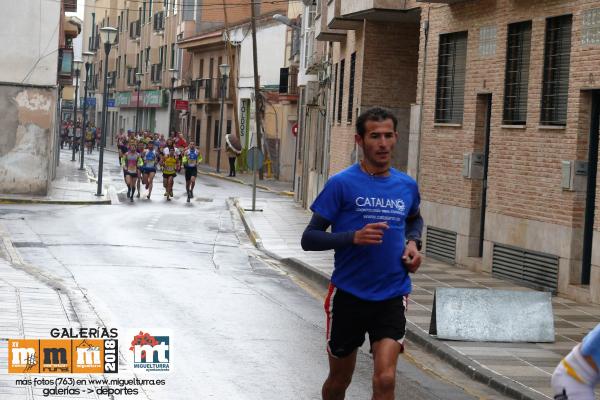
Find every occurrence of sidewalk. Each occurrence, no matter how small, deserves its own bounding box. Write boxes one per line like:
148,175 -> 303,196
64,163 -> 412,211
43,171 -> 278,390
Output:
0,225 -> 85,400
234,196 -> 600,400
197,164 -> 294,196
0,149 -> 111,205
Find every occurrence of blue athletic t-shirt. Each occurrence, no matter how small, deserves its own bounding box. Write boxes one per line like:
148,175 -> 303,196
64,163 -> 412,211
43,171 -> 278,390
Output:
310,163 -> 420,301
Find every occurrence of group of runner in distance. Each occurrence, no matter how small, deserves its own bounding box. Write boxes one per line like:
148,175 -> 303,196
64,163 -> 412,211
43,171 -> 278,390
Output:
117,130 -> 201,203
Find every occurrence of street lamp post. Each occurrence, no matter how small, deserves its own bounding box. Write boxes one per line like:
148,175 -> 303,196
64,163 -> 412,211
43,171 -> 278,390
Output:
96,26 -> 118,197
80,51 -> 95,171
168,68 -> 178,136
216,63 -> 230,173
71,60 -> 82,162
135,72 -> 143,134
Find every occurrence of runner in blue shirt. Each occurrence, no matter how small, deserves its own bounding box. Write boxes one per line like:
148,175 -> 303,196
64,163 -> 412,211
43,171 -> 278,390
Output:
552,323 -> 600,399
141,142 -> 158,199
182,142 -> 202,203
301,107 -> 423,400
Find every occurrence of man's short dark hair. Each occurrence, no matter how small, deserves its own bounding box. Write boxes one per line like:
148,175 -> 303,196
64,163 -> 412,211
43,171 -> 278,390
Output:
355,107 -> 398,137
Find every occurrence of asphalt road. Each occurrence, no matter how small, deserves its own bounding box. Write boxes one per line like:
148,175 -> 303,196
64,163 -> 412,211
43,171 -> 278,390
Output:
0,151 -> 508,399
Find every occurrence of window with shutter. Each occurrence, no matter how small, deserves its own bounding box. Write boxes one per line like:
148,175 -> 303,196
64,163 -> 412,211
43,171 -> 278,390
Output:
338,59 -> 345,123
348,53 -> 356,122
435,31 -> 468,124
540,15 -> 572,126
503,21 -> 532,125
279,68 -> 289,94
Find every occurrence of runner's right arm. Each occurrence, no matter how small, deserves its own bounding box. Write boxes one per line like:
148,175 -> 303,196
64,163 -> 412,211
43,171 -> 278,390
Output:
301,213 -> 354,251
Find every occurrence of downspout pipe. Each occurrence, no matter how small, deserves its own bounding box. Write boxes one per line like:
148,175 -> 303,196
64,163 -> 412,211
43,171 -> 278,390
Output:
416,7 -> 430,184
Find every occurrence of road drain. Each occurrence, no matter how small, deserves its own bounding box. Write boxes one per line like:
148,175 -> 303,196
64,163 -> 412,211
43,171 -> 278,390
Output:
12,242 -> 47,248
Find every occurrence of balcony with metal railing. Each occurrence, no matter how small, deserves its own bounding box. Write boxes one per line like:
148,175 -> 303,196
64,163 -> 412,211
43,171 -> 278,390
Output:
339,0 -> 422,21
127,68 -> 139,87
57,48 -> 74,85
189,78 -> 230,103
107,71 -> 117,89
279,67 -> 299,98
327,0 -> 361,30
88,35 -> 99,51
315,0 -> 346,42
129,20 -> 141,40
64,0 -> 77,13
415,0 -> 466,3
153,12 -> 165,32
151,64 -> 162,83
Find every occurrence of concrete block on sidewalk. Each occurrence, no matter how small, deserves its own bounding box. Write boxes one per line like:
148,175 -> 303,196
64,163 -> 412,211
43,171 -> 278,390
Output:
430,288 -> 555,342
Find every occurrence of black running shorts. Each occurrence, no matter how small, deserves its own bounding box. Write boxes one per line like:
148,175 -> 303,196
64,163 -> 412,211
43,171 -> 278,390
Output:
324,284 -> 407,358
185,167 -> 197,180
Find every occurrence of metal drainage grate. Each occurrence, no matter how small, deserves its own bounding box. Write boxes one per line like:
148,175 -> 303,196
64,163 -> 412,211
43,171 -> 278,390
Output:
492,243 -> 558,292
425,226 -> 457,264
12,242 -> 46,248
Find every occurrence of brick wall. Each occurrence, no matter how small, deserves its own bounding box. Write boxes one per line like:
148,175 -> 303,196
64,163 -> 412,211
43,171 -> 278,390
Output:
329,28 -> 361,175
328,17 -> 420,175
417,0 -> 600,228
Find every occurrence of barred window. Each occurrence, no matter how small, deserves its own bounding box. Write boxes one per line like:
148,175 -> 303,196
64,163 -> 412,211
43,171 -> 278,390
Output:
348,53 -> 356,122
337,59 -> 345,123
435,31 -> 468,124
503,21 -> 532,125
332,63 -> 338,123
214,120 -> 219,148
541,15 -> 572,126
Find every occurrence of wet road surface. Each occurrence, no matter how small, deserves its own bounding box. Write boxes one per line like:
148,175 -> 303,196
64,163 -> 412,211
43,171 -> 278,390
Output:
0,151 -> 509,399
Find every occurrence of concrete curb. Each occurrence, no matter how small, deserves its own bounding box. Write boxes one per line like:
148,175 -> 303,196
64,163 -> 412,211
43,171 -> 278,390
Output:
0,197 -> 111,205
201,170 -> 294,197
0,159 -> 112,206
233,199 -> 262,248
232,197 -> 549,400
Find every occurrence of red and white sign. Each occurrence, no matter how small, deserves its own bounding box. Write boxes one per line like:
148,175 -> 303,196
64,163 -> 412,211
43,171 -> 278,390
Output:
175,100 -> 189,111
291,122 -> 298,136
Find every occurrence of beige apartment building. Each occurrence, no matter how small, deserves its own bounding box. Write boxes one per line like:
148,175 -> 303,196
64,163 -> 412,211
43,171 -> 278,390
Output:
179,31 -> 233,169
83,0 -> 192,144
178,2 -> 290,171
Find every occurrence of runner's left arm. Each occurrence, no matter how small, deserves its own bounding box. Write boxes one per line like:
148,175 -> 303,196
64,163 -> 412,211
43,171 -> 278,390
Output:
405,210 -> 423,242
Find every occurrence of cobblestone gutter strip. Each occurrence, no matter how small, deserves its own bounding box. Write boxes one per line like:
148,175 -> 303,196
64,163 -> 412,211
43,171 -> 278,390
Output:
0,198 -> 111,205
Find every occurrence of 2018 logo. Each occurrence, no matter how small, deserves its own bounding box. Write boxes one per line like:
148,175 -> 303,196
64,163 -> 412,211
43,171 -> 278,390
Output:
129,331 -> 170,372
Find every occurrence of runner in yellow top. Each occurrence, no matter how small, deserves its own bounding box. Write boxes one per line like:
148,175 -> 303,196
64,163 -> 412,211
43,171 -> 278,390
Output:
160,147 -> 179,201
84,128 -> 93,154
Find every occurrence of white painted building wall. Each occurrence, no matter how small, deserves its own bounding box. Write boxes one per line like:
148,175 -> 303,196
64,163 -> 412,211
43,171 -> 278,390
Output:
1,1 -> 61,85
0,1 -> 62,194
230,21 -> 288,148
298,5 -> 318,87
